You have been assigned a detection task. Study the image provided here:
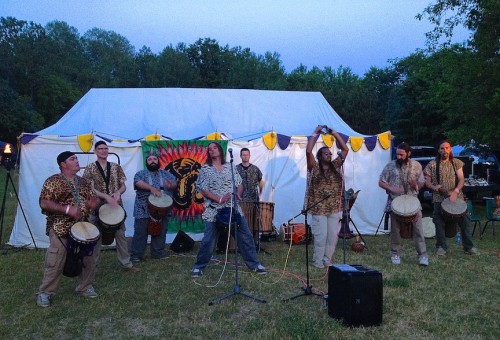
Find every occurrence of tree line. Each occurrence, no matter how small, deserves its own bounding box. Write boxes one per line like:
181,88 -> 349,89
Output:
0,1 -> 498,150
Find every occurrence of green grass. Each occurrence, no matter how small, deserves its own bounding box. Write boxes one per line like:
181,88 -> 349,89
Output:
1,168 -> 499,339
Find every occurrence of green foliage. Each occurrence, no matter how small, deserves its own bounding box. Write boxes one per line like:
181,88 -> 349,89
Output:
0,9 -> 498,148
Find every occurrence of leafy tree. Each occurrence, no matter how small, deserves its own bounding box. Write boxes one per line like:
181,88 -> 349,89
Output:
157,43 -> 200,87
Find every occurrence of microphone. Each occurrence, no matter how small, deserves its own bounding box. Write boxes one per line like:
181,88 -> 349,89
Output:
337,151 -> 344,161
228,148 -> 233,159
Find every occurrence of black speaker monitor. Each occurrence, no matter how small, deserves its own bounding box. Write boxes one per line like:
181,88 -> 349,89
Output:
328,264 -> 383,327
170,230 -> 194,253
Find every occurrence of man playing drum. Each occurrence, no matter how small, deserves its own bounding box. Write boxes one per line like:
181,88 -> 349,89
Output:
191,142 -> 267,278
424,140 -> 479,256
130,149 -> 177,262
379,142 -> 429,266
37,151 -> 100,307
83,141 -> 139,272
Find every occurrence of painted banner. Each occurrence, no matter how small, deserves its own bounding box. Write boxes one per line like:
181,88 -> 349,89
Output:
140,140 -> 228,233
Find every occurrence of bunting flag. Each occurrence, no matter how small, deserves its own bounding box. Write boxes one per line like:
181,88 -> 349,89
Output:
140,140 -> 228,234
277,134 -> 291,150
365,136 -> 378,151
145,133 -> 161,141
263,132 -> 277,150
349,136 -> 364,152
206,132 -> 221,140
77,133 -> 94,152
321,133 -> 334,148
378,131 -> 392,150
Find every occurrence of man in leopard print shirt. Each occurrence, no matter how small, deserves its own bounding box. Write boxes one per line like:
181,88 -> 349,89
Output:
37,151 -> 100,307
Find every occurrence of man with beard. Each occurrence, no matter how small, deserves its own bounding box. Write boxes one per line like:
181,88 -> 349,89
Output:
424,140 -> 479,256
191,142 -> 266,277
130,149 -> 177,262
379,142 -> 428,266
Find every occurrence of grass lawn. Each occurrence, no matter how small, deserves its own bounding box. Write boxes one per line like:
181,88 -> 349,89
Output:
1,169 -> 499,339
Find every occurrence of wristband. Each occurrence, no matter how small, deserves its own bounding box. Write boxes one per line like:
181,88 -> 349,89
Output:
219,197 -> 222,204
65,205 -> 70,215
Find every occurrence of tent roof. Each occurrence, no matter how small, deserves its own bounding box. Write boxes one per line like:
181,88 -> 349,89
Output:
36,88 -> 362,141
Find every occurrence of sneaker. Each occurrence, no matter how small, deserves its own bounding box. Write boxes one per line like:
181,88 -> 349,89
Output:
191,268 -> 203,278
391,255 -> 401,265
464,247 -> 480,255
253,264 -> 267,275
37,293 -> 51,307
419,257 -> 429,266
78,286 -> 98,298
323,260 -> 333,267
312,262 -> 324,269
130,257 -> 141,263
436,247 -> 447,256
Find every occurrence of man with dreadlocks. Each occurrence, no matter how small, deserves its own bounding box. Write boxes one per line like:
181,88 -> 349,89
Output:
305,125 -> 349,269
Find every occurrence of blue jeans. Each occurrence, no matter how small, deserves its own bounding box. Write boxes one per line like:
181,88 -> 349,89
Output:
193,217 -> 261,271
131,218 -> 168,259
432,202 -> 474,251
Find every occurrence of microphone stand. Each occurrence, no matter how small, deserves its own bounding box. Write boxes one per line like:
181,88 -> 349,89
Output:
209,152 -> 266,305
284,194 -> 330,301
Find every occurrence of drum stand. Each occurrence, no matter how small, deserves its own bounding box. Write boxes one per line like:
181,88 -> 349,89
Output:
283,195 -> 330,302
375,210 -> 390,236
209,152 -> 266,305
0,162 -> 37,253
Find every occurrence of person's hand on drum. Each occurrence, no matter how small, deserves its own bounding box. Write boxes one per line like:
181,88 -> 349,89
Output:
391,185 -> 404,195
448,189 -> 459,203
150,187 -> 162,197
86,196 -> 100,211
106,194 -> 120,207
409,179 -> 419,192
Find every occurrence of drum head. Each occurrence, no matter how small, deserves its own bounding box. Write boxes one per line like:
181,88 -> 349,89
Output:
391,195 -> 421,217
99,203 -> 126,225
441,198 -> 467,215
148,193 -> 173,208
70,222 -> 100,242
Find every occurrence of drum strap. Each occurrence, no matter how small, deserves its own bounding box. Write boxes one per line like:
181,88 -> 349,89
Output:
96,161 -> 111,194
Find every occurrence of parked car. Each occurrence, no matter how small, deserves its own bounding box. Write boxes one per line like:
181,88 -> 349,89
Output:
410,146 -> 436,202
459,147 -> 499,179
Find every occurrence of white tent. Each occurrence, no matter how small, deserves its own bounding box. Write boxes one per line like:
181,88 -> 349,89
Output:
9,88 -> 391,248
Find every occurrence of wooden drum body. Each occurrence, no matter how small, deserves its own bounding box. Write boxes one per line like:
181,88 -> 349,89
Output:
148,193 -> 173,220
441,198 -> 467,238
240,201 -> 275,234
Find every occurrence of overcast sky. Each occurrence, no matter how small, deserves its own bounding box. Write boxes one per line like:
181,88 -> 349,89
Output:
2,0 -> 470,75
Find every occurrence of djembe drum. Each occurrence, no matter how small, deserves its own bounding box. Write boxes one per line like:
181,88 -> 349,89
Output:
391,195 -> 421,239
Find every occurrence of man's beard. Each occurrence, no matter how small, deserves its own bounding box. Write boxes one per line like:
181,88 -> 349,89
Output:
146,162 -> 160,171
396,157 -> 409,167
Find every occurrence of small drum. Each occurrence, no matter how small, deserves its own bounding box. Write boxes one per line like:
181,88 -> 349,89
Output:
98,204 -> 126,245
148,193 -> 173,220
280,223 -> 308,244
441,198 -> 467,222
441,198 -> 467,238
68,222 -> 100,256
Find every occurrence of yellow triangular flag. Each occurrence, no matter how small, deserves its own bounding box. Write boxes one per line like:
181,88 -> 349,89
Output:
378,132 -> 391,150
263,132 -> 277,150
206,132 -> 221,140
350,136 -> 364,152
145,133 -> 161,141
321,134 -> 334,148
77,133 -> 94,152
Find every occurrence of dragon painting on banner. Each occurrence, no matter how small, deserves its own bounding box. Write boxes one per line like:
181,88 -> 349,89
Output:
141,140 -> 228,233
